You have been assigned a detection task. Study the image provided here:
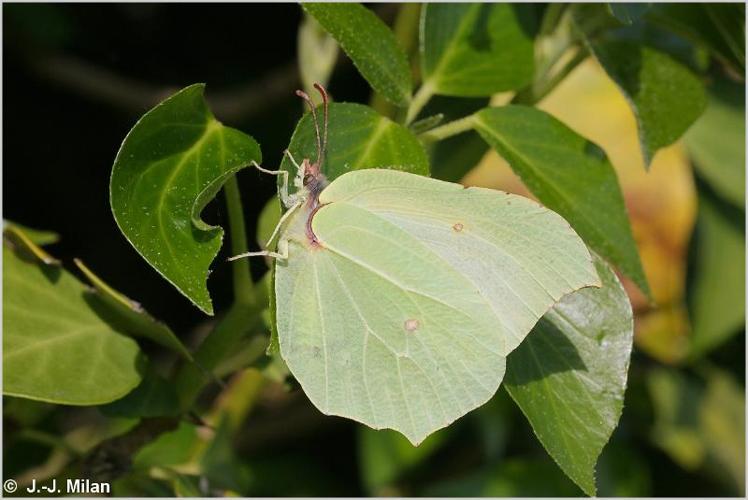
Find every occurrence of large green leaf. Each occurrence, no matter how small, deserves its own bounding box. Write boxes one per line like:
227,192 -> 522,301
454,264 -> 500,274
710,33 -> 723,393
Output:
687,194 -> 745,358
684,79 -> 745,207
3,243 -> 144,405
303,3 -> 412,106
505,256 -> 633,496
473,105 -> 649,297
280,102 -> 429,189
420,4 -> 535,97
110,84 -> 262,315
587,40 -> 706,167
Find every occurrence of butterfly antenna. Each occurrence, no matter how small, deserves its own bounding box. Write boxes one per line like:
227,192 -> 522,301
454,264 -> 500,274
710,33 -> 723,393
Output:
313,83 -> 329,167
295,89 -> 323,166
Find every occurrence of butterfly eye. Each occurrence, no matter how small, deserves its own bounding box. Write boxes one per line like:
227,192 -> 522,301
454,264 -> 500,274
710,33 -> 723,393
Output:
303,173 -> 314,185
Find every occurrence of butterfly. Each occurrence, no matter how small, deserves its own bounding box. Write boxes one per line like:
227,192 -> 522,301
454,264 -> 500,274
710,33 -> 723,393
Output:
231,84 -> 599,444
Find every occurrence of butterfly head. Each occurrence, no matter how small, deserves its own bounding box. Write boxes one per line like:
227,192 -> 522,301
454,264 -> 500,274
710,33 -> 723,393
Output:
295,84 -> 329,202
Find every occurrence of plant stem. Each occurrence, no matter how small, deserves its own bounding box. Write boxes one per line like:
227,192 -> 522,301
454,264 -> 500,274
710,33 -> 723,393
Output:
512,47 -> 588,105
174,175 -> 264,410
418,113 -> 476,143
223,176 -> 255,305
405,81 -> 434,125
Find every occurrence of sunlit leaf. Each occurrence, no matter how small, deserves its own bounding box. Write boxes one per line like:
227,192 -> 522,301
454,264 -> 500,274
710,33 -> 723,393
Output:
473,105 -> 650,297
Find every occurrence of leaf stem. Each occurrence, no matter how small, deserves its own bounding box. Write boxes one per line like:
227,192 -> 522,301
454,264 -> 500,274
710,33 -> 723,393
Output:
223,176 -> 256,305
173,174 -> 264,410
405,81 -> 435,125
418,113 -> 476,143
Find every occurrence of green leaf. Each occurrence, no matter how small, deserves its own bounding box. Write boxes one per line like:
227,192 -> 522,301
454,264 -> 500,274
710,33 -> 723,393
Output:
73,259 -> 192,360
257,196 -> 282,249
684,79 -> 745,207
473,105 -> 650,297
298,13 -> 339,97
280,102 -> 429,189
586,40 -> 706,167
110,83 -> 262,315
420,4 -> 535,97
687,194 -> 745,358
504,256 -> 633,496
3,223 -> 59,265
3,243 -> 144,405
303,3 -> 412,106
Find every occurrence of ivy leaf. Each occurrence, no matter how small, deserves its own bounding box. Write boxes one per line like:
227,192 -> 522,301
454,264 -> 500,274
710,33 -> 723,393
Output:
3,220 -> 59,246
303,3 -> 412,106
420,4 -> 535,97
3,237 -> 144,405
473,105 -> 650,298
684,78 -> 745,207
73,258 -> 192,361
280,102 -> 429,187
110,83 -> 262,315
298,13 -> 339,97
586,40 -> 706,167
505,256 -> 634,496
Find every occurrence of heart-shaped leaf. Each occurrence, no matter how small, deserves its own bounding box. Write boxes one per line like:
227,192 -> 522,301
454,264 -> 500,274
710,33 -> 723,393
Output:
473,105 -> 650,298
505,256 -> 634,496
110,84 -> 262,315
303,3 -> 412,106
3,236 -> 144,405
420,4 -> 535,97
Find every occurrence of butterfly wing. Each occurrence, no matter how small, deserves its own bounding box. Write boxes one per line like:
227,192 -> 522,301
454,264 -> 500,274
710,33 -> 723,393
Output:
275,169 -> 598,444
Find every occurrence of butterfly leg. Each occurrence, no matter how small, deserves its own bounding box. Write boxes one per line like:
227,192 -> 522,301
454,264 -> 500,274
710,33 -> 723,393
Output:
251,161 -> 297,208
284,149 -> 306,194
226,201 -> 300,262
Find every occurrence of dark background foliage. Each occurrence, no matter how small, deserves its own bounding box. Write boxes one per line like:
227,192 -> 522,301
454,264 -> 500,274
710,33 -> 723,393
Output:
3,3 -> 744,497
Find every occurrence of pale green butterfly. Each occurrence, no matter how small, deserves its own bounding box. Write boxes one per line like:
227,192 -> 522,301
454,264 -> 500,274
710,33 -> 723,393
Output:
232,84 -> 600,445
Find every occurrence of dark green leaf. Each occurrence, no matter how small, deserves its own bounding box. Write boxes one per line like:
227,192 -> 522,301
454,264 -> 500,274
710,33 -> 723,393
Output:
74,259 -> 192,360
3,243 -> 144,405
587,40 -> 706,167
505,256 -> 633,496
420,4 -> 535,97
684,78 -> 745,207
687,194 -> 745,358
303,3 -> 412,106
474,105 -> 649,297
280,102 -> 429,190
110,84 -> 262,315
